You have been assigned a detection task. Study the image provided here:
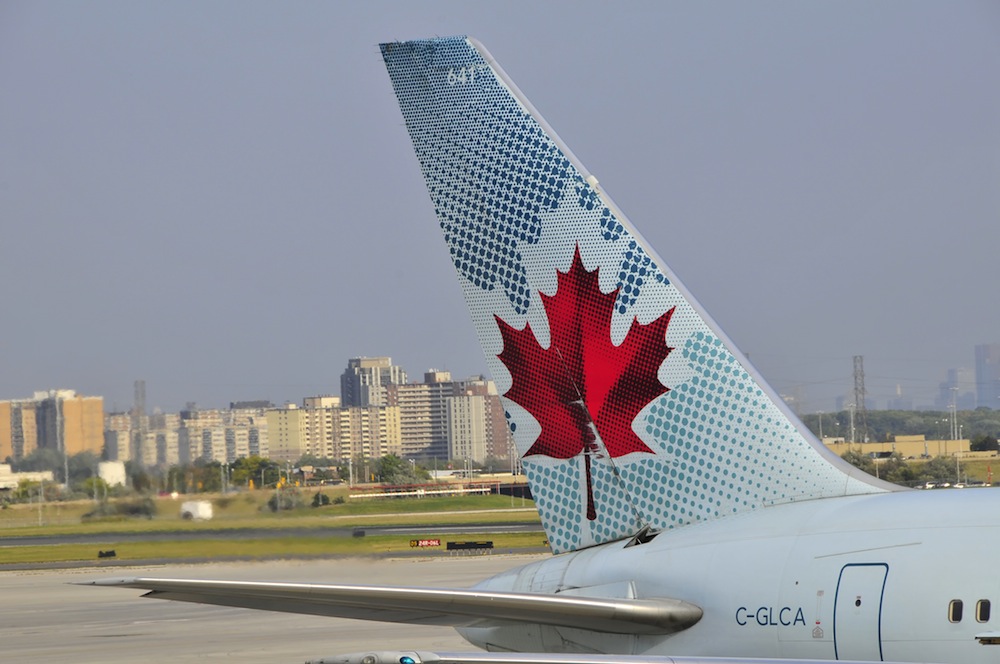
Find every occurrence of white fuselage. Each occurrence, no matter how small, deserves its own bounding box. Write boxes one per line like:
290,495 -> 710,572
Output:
461,489 -> 1000,663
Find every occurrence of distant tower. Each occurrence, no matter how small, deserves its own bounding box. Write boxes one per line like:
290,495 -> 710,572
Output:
975,344 -> 1000,409
852,356 -> 870,443
132,380 -> 146,420
132,380 -> 147,466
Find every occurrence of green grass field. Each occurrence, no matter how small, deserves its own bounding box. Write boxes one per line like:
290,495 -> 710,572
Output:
0,491 -> 543,565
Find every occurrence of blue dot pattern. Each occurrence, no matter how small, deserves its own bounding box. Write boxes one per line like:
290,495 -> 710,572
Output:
382,37 -> 886,554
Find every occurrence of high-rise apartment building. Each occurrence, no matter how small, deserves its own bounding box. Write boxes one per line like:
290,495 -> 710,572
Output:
156,430 -> 180,466
266,405 -> 309,463
0,400 -> 39,461
225,406 -> 269,462
341,357 -> 407,407
976,344 -> 1000,410
266,397 -> 342,463
302,396 -> 340,459
388,370 -> 457,460
447,394 -> 487,462
337,405 -> 402,461
171,406 -> 270,465
387,371 -> 512,463
36,390 -> 104,455
0,390 -> 103,460
458,376 -> 513,461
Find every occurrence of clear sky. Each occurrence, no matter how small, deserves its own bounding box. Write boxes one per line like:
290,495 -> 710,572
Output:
1,1 -> 998,414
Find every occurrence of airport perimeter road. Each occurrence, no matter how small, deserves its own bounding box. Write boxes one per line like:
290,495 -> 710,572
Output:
0,555 -> 545,663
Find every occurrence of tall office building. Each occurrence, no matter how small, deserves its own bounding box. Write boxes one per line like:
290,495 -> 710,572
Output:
340,357 -> 407,407
975,344 -> 1000,409
935,368 -> 977,410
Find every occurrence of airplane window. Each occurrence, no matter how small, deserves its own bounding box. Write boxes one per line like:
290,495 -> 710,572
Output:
977,600 -> 991,623
949,600 -> 964,623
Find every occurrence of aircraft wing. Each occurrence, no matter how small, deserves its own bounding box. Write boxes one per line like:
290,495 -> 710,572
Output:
85,577 -> 702,635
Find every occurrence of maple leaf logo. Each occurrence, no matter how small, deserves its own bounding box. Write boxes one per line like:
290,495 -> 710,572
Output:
496,246 -> 674,520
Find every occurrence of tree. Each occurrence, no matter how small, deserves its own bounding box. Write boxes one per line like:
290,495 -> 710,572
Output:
191,460 -> 222,493
124,460 -> 154,493
971,435 -> 999,452
230,456 -> 279,489
81,476 -> 110,500
12,448 -> 64,474
165,465 -> 190,493
878,453 -> 917,486
919,456 -> 958,484
68,451 -> 100,486
375,454 -> 421,485
296,454 -> 337,467
840,450 -> 875,476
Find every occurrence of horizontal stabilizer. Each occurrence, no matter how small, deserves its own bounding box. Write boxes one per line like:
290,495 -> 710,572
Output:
85,577 -> 701,635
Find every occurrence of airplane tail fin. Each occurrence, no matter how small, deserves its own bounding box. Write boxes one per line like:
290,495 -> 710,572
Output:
381,37 -> 892,554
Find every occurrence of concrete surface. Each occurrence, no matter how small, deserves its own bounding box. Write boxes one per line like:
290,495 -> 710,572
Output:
0,554 -> 545,663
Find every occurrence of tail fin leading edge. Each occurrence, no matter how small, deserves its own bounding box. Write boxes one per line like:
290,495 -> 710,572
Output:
381,36 -> 891,554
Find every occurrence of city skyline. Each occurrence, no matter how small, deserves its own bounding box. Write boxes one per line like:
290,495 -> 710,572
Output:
3,360 -> 513,466
3,2 -> 998,415
6,343 -> 1000,417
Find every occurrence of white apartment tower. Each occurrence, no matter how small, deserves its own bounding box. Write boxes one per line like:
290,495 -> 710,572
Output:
447,394 -> 487,462
388,371 -> 512,463
340,357 -> 407,407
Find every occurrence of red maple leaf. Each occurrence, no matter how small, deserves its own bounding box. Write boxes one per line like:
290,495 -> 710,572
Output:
496,246 -> 674,520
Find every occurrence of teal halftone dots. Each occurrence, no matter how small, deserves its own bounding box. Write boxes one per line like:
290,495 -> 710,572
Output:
590,462 -> 644,538
382,37 -> 571,315
524,460 -> 583,552
382,37 -> 667,319
635,330 -> 842,529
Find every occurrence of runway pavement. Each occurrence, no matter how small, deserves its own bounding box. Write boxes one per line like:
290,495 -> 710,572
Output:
0,554 -> 545,663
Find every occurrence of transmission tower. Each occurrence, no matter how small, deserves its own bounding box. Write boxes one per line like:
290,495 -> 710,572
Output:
852,356 -> 870,443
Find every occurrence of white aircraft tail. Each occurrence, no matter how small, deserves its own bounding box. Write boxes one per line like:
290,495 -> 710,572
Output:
381,36 -> 892,554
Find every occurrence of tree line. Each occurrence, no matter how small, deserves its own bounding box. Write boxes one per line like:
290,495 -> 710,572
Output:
800,409 -> 1000,443
3,449 -> 512,504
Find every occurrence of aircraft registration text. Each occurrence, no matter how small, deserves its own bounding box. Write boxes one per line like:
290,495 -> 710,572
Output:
735,606 -> 807,627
